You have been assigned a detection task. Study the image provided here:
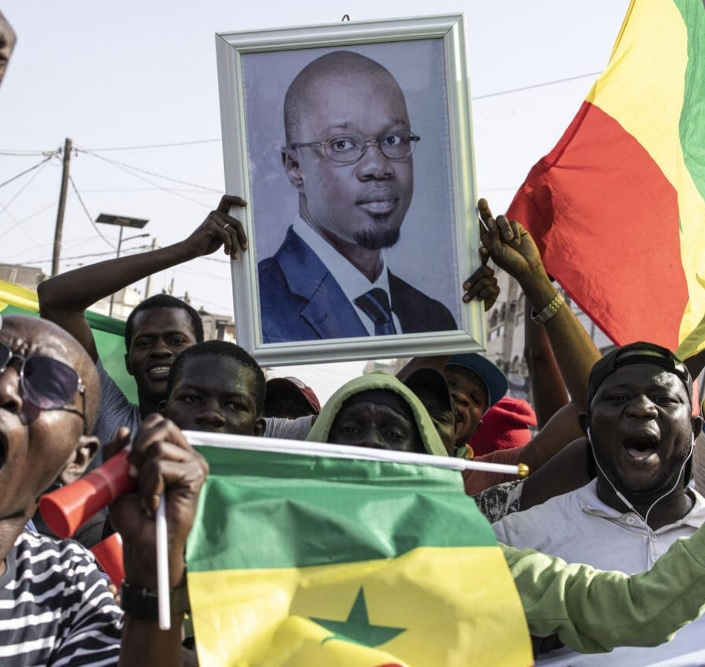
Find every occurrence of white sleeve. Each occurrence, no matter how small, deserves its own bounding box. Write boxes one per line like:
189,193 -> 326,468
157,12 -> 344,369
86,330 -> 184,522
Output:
264,415 -> 315,441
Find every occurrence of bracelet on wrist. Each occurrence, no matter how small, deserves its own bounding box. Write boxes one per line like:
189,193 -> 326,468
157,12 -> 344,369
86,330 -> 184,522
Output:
530,291 -> 565,325
121,579 -> 190,621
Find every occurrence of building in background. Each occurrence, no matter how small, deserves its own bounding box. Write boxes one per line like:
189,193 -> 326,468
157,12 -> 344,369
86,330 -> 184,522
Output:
0,263 -> 46,289
484,269 -> 613,401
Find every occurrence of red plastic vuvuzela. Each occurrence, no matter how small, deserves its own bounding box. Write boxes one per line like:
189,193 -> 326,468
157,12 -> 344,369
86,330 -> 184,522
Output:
39,450 -> 136,539
91,532 -> 125,585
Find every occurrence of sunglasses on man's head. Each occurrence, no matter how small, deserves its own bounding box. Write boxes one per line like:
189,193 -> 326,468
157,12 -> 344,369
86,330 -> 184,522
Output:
0,341 -> 86,433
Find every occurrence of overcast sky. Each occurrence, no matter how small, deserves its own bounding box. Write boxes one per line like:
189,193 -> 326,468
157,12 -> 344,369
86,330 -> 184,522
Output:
0,0 -> 631,400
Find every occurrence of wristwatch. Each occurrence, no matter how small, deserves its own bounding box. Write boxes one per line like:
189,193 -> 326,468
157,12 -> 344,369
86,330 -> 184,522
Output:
530,291 -> 565,325
121,579 -> 190,621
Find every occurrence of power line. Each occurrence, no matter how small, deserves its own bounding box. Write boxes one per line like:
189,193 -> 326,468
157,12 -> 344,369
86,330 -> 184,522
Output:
76,187 -> 216,194
68,174 -> 117,248
83,138 -> 221,152
75,149 -> 220,209
0,157 -> 54,247
472,71 -> 601,100
76,148 -> 220,193
0,154 -> 55,191
23,244 -> 153,265
0,149 -> 54,156
173,264 -> 231,282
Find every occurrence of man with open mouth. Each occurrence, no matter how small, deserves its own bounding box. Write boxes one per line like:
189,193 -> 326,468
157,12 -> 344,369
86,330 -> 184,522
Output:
0,314 -> 208,665
494,341 -> 705,664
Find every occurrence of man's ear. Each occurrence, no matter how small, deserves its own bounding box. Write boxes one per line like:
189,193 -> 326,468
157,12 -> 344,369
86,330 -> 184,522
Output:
124,352 -> 133,377
282,148 -> 304,191
59,435 -> 100,486
692,415 -> 703,440
578,412 -> 590,436
254,417 -> 266,438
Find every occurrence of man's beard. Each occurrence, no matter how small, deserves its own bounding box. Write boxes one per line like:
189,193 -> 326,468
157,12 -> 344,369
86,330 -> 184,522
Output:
353,225 -> 401,250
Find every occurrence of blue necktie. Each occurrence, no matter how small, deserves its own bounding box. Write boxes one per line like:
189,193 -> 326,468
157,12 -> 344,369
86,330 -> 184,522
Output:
354,288 -> 398,336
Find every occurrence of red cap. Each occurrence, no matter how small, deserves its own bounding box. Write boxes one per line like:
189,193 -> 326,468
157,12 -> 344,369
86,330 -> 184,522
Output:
469,397 -> 537,457
265,376 -> 321,414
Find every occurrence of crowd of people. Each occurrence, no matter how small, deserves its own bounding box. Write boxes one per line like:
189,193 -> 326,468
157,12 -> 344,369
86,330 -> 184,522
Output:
4,11 -> 705,666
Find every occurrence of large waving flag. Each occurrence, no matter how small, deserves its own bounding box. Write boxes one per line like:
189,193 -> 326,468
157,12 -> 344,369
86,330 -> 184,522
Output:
507,0 -> 705,359
186,442 -> 532,667
0,280 -> 138,402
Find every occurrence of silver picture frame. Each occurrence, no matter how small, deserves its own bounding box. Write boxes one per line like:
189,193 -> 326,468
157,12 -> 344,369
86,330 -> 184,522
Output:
216,14 -> 485,366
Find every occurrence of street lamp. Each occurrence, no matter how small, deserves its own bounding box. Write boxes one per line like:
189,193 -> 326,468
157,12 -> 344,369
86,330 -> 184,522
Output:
96,213 -> 149,316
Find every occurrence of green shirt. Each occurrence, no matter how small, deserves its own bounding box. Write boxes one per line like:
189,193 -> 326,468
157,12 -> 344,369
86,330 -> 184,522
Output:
503,530 -> 705,653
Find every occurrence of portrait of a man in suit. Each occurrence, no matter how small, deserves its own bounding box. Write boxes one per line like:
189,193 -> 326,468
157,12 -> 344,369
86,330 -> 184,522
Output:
257,50 -> 458,344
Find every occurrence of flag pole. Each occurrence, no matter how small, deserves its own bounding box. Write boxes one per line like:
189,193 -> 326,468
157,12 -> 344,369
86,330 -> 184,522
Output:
183,431 -> 529,477
156,496 -> 170,630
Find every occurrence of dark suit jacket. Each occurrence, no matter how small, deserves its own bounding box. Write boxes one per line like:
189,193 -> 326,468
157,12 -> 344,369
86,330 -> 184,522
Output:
258,227 -> 457,343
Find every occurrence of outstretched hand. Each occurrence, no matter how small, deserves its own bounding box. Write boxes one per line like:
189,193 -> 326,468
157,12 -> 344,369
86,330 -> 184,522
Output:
108,415 -> 209,590
183,194 -> 248,261
477,198 -> 545,283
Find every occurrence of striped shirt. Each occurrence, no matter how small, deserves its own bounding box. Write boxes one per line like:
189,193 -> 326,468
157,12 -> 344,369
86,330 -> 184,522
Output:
1,531 -> 122,666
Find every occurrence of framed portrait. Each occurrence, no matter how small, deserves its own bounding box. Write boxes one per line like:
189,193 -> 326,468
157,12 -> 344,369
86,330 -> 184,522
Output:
216,14 -> 486,366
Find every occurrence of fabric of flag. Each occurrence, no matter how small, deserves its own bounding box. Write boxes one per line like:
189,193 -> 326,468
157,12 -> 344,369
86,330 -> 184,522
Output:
186,445 -> 532,667
507,0 -> 705,360
0,280 -> 138,402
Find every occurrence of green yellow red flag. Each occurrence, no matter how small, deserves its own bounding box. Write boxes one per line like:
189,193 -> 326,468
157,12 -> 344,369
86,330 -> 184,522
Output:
186,443 -> 533,667
507,0 -> 705,359
0,280 -> 138,402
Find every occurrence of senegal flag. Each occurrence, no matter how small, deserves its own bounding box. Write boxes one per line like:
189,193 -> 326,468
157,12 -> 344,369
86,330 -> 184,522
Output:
507,0 -> 705,359
0,280 -> 137,402
186,444 -> 532,667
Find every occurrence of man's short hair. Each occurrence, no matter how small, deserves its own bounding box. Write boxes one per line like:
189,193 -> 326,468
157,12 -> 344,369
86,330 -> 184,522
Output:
167,340 -> 266,416
587,342 -> 693,408
124,294 -> 204,351
284,50 -> 402,144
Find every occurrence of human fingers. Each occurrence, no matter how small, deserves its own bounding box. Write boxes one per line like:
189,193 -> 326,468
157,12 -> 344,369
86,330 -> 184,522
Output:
462,281 -> 500,306
478,198 -> 494,229
119,436 -> 206,586
226,215 -> 248,254
210,210 -> 248,258
462,266 -> 500,310
213,195 -> 248,256
478,203 -> 504,257
128,415 -> 190,472
462,264 -> 496,292
495,214 -> 520,244
479,243 -> 491,266
216,194 -> 247,213
136,441 -> 203,516
130,415 -> 207,514
102,427 -> 131,464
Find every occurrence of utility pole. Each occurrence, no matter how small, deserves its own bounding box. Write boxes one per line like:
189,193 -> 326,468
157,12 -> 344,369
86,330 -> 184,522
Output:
51,137 -> 72,277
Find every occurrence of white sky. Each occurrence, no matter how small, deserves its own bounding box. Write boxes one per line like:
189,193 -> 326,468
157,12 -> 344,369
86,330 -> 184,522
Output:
0,0 -> 631,402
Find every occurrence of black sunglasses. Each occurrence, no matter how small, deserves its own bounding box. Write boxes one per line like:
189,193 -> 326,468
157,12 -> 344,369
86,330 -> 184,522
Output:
0,342 -> 86,434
